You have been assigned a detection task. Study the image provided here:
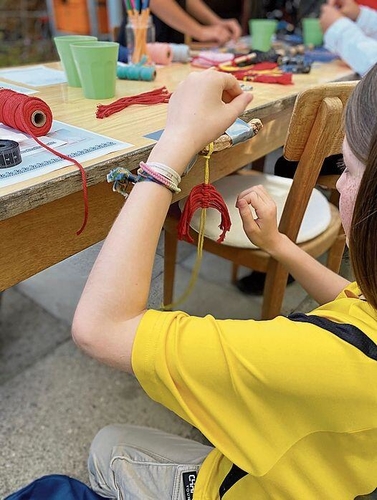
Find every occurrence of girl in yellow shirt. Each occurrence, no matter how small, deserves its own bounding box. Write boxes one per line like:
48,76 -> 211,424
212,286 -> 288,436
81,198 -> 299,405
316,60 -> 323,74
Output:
73,65 -> 377,499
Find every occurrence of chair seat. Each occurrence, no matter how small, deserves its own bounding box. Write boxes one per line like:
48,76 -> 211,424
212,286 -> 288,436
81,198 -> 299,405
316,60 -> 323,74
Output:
179,173 -> 332,248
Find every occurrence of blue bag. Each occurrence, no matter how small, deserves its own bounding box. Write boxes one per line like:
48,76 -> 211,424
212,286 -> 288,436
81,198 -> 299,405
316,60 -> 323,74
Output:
4,474 -> 105,500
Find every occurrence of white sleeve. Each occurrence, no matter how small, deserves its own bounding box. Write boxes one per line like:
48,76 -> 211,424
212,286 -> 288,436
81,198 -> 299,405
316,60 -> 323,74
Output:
324,16 -> 377,76
356,6 -> 377,39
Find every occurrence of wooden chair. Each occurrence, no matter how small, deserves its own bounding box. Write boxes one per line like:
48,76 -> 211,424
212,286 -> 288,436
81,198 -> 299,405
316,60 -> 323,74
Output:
163,81 -> 358,319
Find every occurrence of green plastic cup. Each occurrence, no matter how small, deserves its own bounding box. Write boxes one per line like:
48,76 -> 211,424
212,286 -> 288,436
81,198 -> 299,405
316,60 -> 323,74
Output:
54,35 -> 98,87
249,19 -> 278,52
70,41 -> 119,99
302,18 -> 323,47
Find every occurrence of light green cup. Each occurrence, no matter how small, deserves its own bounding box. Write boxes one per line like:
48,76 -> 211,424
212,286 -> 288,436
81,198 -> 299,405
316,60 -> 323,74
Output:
249,19 -> 278,52
54,35 -> 98,87
71,41 -> 119,99
302,18 -> 324,47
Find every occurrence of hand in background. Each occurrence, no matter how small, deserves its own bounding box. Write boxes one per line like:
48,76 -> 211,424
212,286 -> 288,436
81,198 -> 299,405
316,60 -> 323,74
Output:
327,0 -> 361,21
154,70 -> 253,174
236,185 -> 283,254
196,24 -> 233,44
320,4 -> 344,32
217,18 -> 242,40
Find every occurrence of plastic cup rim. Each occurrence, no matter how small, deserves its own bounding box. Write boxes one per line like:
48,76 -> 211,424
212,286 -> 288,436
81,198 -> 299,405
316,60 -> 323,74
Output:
70,41 -> 119,49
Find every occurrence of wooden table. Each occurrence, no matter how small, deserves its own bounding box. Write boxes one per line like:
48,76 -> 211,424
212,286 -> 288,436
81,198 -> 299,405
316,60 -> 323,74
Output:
0,60 -> 356,292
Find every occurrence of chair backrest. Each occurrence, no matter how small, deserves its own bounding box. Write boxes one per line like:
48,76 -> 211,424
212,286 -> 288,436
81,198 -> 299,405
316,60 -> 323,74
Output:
278,81 -> 358,242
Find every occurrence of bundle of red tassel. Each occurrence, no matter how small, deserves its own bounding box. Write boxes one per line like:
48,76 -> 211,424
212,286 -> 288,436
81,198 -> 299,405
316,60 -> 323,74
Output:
178,182 -> 231,243
177,143 -> 232,245
96,87 -> 172,119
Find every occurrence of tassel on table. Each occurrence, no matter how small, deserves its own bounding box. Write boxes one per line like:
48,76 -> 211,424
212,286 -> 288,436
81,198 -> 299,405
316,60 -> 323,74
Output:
96,87 -> 171,118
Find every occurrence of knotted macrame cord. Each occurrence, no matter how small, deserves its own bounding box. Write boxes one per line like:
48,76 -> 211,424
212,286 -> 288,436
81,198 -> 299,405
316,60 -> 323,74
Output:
163,142 -> 231,310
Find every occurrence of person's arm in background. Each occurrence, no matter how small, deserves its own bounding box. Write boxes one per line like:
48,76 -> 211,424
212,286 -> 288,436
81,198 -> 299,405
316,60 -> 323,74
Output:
328,0 -> 377,37
150,0 -> 238,44
320,2 -> 377,75
240,0 -> 252,35
353,3 -> 377,38
236,185 -> 351,306
72,71 -> 252,373
186,0 -> 242,39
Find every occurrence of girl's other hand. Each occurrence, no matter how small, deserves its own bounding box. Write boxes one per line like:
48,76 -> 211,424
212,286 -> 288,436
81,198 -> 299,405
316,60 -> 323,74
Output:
236,184 -> 283,254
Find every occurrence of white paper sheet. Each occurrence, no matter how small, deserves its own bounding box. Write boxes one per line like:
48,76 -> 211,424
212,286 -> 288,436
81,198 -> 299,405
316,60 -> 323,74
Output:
0,81 -> 38,94
0,66 -> 67,87
0,121 -> 133,187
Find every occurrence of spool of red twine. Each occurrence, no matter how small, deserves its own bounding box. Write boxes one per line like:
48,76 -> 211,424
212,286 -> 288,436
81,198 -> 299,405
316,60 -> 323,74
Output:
0,89 -> 52,136
0,89 -> 88,235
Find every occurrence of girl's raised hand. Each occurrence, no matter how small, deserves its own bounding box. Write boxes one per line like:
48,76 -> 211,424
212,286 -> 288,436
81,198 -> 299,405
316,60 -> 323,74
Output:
154,69 -> 253,175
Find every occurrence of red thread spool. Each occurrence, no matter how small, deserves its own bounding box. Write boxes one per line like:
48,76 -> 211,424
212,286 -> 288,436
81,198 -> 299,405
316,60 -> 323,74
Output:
0,89 -> 88,235
0,89 -> 53,136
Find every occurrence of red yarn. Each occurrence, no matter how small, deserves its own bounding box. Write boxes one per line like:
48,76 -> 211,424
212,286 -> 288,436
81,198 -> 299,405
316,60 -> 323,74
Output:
253,73 -> 293,85
177,183 -> 232,244
0,89 -> 88,235
96,86 -> 171,118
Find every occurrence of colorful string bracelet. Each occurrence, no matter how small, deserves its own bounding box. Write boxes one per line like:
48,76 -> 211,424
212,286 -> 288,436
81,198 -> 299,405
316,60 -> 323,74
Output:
107,161 -> 181,198
138,161 -> 181,185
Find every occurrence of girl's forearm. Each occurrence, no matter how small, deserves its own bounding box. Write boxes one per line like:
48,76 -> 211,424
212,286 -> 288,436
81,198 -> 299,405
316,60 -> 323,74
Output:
269,235 -> 350,304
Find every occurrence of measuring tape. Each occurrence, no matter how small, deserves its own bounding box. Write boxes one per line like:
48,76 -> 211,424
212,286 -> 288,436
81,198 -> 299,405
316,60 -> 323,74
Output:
0,139 -> 22,168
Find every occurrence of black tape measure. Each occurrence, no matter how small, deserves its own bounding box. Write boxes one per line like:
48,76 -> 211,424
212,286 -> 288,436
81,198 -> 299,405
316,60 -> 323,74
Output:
0,139 -> 22,168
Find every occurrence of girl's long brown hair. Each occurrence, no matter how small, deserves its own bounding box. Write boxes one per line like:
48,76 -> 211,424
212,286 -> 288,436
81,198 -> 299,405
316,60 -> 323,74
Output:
345,64 -> 377,310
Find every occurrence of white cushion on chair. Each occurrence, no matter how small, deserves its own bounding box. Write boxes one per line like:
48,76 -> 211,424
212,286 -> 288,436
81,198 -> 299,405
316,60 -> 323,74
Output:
179,174 -> 332,248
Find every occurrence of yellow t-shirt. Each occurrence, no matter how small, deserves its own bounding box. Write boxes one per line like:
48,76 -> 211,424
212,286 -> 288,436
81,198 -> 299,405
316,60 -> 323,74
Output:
132,282 -> 377,499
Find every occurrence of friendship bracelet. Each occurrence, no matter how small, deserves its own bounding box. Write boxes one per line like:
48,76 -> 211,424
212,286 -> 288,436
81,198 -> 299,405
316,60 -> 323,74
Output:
138,161 -> 181,185
138,170 -> 181,193
106,165 -> 181,198
138,164 -> 180,193
138,161 -> 181,193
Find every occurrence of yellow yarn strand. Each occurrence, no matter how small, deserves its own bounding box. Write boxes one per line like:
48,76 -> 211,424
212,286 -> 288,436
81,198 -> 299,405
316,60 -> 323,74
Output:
162,143 -> 213,311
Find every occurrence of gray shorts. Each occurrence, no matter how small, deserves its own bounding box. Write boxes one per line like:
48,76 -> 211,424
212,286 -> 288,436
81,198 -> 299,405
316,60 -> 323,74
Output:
88,424 -> 213,500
